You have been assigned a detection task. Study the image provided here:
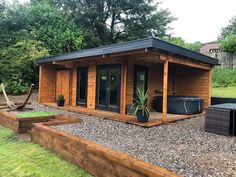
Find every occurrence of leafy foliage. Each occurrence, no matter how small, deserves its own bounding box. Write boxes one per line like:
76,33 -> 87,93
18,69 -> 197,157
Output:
1,0 -> 174,94
212,68 -> 236,87
26,3 -> 83,54
219,34 -> 236,53
164,37 -> 203,52
57,94 -> 65,100
131,89 -> 150,117
0,39 -> 48,94
0,2 -> 83,94
33,0 -> 175,46
219,16 -> 236,53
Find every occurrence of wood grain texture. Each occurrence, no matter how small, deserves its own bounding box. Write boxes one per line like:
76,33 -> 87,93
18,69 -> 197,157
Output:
87,63 -> 96,109
120,62 -> 127,115
175,66 -> 211,109
39,51 -> 213,114
31,122 -> 180,177
0,111 -> 55,134
56,69 -> 70,105
39,65 -> 56,103
162,61 -> 169,123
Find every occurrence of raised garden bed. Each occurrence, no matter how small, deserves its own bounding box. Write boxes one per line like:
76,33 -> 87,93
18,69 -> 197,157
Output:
0,111 -> 57,134
31,121 -> 179,177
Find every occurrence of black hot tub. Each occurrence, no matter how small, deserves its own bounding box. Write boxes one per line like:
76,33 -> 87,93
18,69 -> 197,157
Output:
153,96 -> 203,115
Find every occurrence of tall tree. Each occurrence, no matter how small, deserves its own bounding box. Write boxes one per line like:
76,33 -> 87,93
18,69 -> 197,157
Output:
0,2 -> 84,94
33,0 -> 175,47
26,3 -> 83,54
219,16 -> 236,53
0,3 -> 83,54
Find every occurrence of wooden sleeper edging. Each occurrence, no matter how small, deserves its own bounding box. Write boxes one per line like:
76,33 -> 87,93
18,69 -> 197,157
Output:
31,122 -> 180,177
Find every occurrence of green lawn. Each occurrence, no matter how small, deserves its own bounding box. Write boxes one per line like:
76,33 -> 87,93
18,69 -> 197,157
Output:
17,112 -> 57,118
212,86 -> 236,98
0,126 -> 91,177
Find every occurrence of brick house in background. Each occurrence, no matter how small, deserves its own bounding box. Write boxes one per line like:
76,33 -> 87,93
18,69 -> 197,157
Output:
200,43 -> 236,68
200,43 -> 220,55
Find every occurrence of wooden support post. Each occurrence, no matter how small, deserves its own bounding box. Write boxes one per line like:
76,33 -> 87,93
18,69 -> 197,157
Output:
162,60 -> 169,123
208,69 -> 212,106
38,65 -> 42,104
120,63 -> 127,115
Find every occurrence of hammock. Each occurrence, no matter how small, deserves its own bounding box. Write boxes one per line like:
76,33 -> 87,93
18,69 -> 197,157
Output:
0,83 -> 34,111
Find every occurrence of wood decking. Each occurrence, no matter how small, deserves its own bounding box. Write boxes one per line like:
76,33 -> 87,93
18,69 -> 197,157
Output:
43,103 -> 204,127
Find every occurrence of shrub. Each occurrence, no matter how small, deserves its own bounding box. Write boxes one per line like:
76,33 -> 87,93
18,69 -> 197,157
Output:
4,80 -> 29,95
0,39 -> 48,95
212,68 -> 236,87
57,94 -> 65,100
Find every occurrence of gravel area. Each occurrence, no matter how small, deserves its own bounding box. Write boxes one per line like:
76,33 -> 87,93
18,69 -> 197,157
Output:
0,90 -> 38,105
2,101 -> 236,177
53,111 -> 236,177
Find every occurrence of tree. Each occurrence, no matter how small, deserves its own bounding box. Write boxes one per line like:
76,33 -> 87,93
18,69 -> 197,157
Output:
164,37 -> 203,52
0,39 -> 48,94
33,0 -> 175,46
26,3 -> 83,54
220,34 -> 236,53
0,2 -> 84,94
0,3 -> 83,54
219,16 -> 236,53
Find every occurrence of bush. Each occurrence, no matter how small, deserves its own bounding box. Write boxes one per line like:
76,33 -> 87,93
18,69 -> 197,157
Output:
0,39 -> 48,95
57,94 -> 65,100
4,80 -> 29,95
212,68 -> 236,87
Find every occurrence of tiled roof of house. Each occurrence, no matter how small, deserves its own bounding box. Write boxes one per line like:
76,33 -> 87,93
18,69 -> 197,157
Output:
200,43 -> 220,54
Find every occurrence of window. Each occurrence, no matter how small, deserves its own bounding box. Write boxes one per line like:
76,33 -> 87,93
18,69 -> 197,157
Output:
134,65 -> 148,97
77,67 -> 88,106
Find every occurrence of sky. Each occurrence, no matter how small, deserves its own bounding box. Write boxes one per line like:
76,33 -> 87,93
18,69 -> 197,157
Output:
160,0 -> 236,43
9,0 -> 236,43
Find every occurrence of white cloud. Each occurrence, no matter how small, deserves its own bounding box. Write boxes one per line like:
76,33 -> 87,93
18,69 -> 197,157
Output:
160,0 -> 236,43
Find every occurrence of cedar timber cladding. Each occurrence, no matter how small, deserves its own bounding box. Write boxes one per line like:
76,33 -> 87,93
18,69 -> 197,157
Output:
56,69 -> 70,105
38,54 -> 213,112
87,63 -> 96,109
39,65 -> 56,103
175,66 -> 211,109
37,37 -> 218,116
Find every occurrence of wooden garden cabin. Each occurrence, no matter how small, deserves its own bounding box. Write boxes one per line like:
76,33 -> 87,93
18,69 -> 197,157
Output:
37,37 -> 218,123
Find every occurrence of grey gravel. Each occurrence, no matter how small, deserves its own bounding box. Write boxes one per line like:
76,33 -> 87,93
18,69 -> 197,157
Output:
17,103 -> 236,177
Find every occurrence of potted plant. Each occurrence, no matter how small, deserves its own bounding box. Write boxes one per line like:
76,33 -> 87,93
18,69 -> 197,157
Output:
57,94 -> 65,106
131,89 -> 150,123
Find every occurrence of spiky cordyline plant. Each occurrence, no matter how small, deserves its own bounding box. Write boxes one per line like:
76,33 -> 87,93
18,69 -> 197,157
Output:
131,89 -> 150,117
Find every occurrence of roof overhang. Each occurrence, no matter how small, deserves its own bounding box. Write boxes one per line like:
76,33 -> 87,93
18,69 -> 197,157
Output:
36,37 -> 219,66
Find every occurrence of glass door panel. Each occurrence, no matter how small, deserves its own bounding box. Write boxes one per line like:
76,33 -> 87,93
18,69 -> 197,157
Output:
96,65 -> 121,112
134,65 -> 148,99
108,68 -> 120,108
98,68 -> 107,107
77,67 -> 88,106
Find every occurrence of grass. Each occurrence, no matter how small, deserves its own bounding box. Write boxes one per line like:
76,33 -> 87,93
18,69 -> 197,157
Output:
212,86 -> 236,98
0,125 -> 92,177
17,112 -> 57,118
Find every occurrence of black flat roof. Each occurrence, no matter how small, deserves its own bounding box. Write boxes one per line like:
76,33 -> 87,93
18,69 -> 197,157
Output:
36,37 -> 218,65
